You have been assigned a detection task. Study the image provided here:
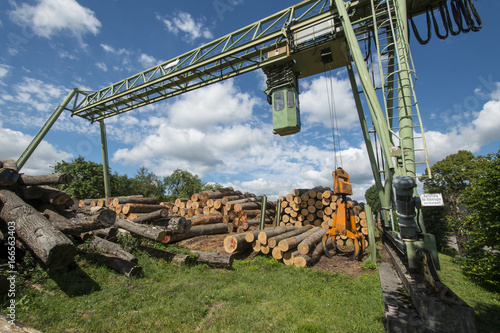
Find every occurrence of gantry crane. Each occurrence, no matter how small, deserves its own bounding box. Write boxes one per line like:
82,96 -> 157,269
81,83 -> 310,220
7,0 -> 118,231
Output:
16,0 -> 481,330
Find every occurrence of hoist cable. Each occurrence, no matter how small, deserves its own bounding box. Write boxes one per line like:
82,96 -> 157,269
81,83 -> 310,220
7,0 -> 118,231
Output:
325,65 -> 342,169
410,8 -> 432,45
431,3 -> 449,40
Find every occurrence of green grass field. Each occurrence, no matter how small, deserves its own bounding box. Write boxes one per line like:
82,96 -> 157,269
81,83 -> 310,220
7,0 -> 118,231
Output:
3,250 -> 498,332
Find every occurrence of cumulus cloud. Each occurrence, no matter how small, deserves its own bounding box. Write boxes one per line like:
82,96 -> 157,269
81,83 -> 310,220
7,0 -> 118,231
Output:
138,53 -> 160,69
9,0 -> 101,42
0,121 -> 72,175
157,11 -> 213,42
300,74 -> 358,129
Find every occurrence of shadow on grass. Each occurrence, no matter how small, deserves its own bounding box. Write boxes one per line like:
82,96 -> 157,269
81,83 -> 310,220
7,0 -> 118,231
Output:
475,302 -> 500,333
48,258 -> 101,297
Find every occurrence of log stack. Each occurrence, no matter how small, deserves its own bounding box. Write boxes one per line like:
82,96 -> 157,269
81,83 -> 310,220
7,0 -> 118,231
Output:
224,225 -> 328,267
279,187 -> 369,249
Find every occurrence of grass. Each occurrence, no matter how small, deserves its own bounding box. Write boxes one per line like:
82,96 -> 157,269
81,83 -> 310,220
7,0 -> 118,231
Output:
4,250 -> 385,333
437,253 -> 500,333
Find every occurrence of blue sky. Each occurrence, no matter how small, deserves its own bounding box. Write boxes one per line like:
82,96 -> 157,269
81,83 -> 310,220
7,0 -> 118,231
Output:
0,0 -> 498,201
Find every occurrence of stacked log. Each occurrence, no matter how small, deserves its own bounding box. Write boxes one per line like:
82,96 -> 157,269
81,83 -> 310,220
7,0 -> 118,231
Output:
167,187 -> 278,234
223,225 -> 327,267
279,187 -> 369,249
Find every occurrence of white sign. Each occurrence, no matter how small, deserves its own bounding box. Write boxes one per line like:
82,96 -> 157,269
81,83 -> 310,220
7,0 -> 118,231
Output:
420,193 -> 444,207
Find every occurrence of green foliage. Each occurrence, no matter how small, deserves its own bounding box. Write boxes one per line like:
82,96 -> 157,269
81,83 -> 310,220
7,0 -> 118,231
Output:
364,184 -> 381,214
53,156 -> 108,199
421,206 -> 449,250
419,150 -> 476,252
361,259 -> 377,270
460,150 -> 500,289
163,169 -> 206,201
129,166 -> 167,201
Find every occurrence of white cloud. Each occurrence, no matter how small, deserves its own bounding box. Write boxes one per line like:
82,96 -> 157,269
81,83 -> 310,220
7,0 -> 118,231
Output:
95,62 -> 108,72
157,11 -> 213,42
138,53 -> 160,69
10,77 -> 66,112
9,0 -> 101,42
0,121 -> 72,175
300,74 -> 358,129
167,80 -> 259,130
0,65 -> 11,81
424,88 -> 500,165
100,43 -> 129,55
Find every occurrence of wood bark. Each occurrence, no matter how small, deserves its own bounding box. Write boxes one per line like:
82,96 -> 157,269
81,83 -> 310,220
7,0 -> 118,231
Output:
163,223 -> 230,243
0,189 -> 77,269
40,205 -> 116,235
293,254 -> 314,267
0,312 -> 42,333
121,203 -> 166,215
87,235 -> 137,263
37,185 -> 72,206
97,253 -> 142,278
115,218 -> 167,242
282,250 -> 300,266
257,225 -> 297,244
187,212 -> 223,226
278,227 -> 319,252
224,233 -> 252,253
112,196 -> 158,206
139,246 -> 191,265
297,228 -> 327,255
162,216 -> 191,235
0,159 -> 19,186
190,250 -> 233,269
267,226 -> 313,248
18,173 -> 73,186
131,209 -> 168,224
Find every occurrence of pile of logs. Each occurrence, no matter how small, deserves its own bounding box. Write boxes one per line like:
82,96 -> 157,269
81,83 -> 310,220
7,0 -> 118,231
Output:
279,187 -> 369,249
169,188 -> 278,233
82,187 -> 279,238
0,159 -> 233,277
224,225 -> 328,267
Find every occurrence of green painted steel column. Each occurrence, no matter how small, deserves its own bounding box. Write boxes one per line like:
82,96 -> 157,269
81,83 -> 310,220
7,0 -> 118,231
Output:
394,0 -> 416,179
333,0 -> 394,172
275,199 -> 282,227
17,89 -> 78,170
365,205 -> 377,262
259,195 -> 268,230
99,120 -> 111,198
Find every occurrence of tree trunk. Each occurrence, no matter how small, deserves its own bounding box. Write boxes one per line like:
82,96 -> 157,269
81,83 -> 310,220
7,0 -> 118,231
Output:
112,196 -> 158,206
0,159 -> 19,186
131,209 -> 168,224
0,312 -> 42,333
37,185 -> 72,206
162,216 -> 191,235
224,233 -> 252,253
297,228 -> 327,255
40,205 -> 115,235
121,203 -> 166,215
87,235 -> 137,263
18,173 -> 73,186
282,250 -> 300,266
0,189 -> 77,269
97,253 -> 142,278
139,246 -> 191,265
278,227 -> 319,252
293,254 -> 314,267
267,226 -> 314,248
257,226 -> 297,244
115,219 -> 167,242
163,223 -> 230,243
190,250 -> 233,269
187,212 -> 224,226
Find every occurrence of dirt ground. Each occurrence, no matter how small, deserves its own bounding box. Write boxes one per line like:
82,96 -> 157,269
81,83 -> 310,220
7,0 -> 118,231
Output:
175,233 -> 377,277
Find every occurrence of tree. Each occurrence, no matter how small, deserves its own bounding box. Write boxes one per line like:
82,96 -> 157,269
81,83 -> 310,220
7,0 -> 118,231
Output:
53,156 -> 134,199
129,166 -> 167,201
419,150 -> 476,251
460,150 -> 500,289
364,184 -> 381,214
163,169 -> 214,201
